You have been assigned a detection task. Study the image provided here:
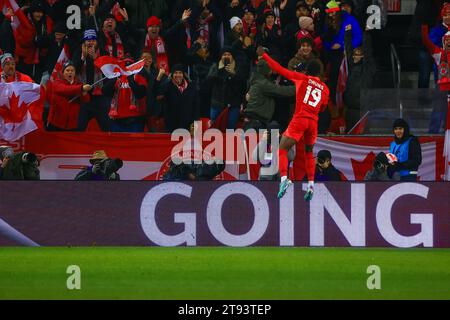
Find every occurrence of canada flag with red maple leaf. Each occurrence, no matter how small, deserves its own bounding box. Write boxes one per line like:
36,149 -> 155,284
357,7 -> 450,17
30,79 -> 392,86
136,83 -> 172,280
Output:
94,56 -> 145,79
0,82 -> 44,142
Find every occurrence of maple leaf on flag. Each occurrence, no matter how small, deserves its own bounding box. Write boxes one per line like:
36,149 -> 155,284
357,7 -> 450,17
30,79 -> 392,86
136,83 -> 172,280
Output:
350,151 -> 376,181
0,92 -> 28,124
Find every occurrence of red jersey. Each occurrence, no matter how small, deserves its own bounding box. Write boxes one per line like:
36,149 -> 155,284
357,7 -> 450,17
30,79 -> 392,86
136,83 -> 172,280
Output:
262,53 -> 329,121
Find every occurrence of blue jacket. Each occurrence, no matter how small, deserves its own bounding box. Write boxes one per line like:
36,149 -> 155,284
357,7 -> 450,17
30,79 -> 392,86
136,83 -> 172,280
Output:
429,23 -> 447,48
323,12 -> 363,51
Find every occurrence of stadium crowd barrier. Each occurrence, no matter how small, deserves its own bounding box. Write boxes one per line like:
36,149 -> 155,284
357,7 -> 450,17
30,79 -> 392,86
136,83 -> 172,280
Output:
0,181 -> 448,248
0,130 -> 446,181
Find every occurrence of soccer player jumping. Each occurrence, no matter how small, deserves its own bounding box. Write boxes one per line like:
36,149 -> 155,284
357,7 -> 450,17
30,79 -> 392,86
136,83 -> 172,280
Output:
257,47 -> 330,201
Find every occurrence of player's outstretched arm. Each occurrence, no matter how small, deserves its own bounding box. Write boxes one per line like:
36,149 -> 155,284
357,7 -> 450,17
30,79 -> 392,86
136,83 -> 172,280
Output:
257,47 -> 304,81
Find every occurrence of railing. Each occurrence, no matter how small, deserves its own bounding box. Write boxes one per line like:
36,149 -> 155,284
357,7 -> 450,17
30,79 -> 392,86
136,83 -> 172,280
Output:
390,43 -> 403,118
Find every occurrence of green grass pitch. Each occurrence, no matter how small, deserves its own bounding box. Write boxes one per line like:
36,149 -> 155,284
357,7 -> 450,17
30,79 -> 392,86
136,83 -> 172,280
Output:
0,247 -> 449,299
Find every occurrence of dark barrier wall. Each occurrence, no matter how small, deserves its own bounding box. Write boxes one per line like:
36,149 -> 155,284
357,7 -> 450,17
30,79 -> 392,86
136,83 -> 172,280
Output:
0,182 -> 448,247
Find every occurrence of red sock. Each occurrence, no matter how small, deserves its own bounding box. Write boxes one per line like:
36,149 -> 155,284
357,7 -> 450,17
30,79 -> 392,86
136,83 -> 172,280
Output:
279,148 -> 289,178
305,151 -> 315,182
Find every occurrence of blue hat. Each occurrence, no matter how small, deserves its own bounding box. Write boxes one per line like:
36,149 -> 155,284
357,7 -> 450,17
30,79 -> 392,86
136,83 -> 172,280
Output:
83,29 -> 97,41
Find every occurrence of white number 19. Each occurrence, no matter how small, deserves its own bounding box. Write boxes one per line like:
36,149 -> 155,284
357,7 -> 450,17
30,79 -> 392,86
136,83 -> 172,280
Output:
303,85 -> 322,107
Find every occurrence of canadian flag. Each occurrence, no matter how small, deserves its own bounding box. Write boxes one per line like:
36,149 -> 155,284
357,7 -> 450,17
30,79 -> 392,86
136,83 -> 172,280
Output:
444,94 -> 450,180
0,82 -> 44,142
1,0 -> 22,31
336,50 -> 348,110
50,44 -> 71,81
94,56 -> 145,79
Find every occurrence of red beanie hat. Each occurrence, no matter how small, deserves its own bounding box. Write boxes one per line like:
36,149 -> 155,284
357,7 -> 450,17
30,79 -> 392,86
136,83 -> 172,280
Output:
441,3 -> 450,18
146,16 -> 161,29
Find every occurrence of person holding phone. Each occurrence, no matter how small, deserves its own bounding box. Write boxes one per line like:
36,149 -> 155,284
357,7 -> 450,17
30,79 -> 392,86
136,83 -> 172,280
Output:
207,46 -> 247,129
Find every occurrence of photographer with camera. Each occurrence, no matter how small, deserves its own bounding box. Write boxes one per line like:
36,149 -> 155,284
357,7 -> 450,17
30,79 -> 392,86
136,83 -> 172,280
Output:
364,152 -> 393,181
75,150 -> 123,181
0,149 -> 40,180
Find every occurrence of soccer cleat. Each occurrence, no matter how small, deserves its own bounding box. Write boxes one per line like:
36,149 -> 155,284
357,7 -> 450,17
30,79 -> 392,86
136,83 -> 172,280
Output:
304,185 -> 314,201
277,179 -> 292,199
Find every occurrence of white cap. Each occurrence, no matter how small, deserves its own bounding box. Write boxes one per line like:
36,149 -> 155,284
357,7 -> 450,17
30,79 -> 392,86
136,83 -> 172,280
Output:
230,16 -> 242,30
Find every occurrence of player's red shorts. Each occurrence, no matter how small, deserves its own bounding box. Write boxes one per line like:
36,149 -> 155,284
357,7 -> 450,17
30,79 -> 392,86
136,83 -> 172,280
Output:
283,116 -> 318,145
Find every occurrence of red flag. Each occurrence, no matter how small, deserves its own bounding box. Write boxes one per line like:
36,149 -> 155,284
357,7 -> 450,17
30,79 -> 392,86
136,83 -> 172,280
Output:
210,108 -> 229,133
94,56 -> 145,79
111,2 -> 124,22
50,44 -> 71,81
2,0 -> 21,31
0,82 -> 44,142
336,51 -> 348,110
347,111 -> 370,135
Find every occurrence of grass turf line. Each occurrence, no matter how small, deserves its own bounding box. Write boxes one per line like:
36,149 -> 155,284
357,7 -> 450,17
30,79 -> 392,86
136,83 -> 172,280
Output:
0,247 -> 449,299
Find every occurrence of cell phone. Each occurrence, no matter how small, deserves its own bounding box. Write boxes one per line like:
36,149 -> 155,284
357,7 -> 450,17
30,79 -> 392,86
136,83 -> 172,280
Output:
223,58 -> 231,66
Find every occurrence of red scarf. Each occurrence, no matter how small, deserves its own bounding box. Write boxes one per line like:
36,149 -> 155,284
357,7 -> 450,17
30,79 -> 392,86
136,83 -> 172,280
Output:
109,75 -> 139,118
145,34 -> 170,73
173,79 -> 188,94
243,20 -> 257,37
104,31 -> 125,59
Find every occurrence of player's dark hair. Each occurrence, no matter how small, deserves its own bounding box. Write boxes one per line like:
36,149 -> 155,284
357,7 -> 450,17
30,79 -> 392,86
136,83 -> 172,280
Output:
305,60 -> 321,77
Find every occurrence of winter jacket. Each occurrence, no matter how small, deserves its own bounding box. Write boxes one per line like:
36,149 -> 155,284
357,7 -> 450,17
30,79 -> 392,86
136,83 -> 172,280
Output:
207,61 -> 247,108
47,78 -> 90,130
315,164 -> 343,181
245,60 -> 295,123
343,32 -> 376,110
156,79 -> 199,132
15,12 -> 53,65
322,11 -> 362,52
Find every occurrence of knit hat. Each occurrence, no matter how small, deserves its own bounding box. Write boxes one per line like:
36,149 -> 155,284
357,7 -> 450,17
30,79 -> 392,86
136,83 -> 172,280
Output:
54,22 -> 68,34
441,3 -> 450,18
62,61 -> 75,72
83,29 -> 97,41
147,16 -> 161,29
220,46 -> 234,57
1,53 -> 14,68
244,7 -> 256,16
317,150 -> 332,161
29,0 -> 45,13
230,16 -> 242,30
103,13 -> 116,22
171,63 -> 187,74
299,16 -> 314,32
264,10 -> 276,20
325,0 -> 340,13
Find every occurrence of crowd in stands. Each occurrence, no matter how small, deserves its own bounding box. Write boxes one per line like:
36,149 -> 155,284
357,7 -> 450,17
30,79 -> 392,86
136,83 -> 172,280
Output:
0,0 -> 387,134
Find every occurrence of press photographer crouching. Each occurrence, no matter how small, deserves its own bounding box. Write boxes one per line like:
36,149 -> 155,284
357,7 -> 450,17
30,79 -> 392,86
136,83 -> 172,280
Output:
163,157 -> 226,181
364,152 -> 392,181
0,146 -> 40,180
75,150 -> 123,181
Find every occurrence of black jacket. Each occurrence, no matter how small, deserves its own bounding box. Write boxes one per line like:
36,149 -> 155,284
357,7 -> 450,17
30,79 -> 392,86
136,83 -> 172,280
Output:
156,78 -> 199,132
315,164 -> 343,181
207,61 -> 247,108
